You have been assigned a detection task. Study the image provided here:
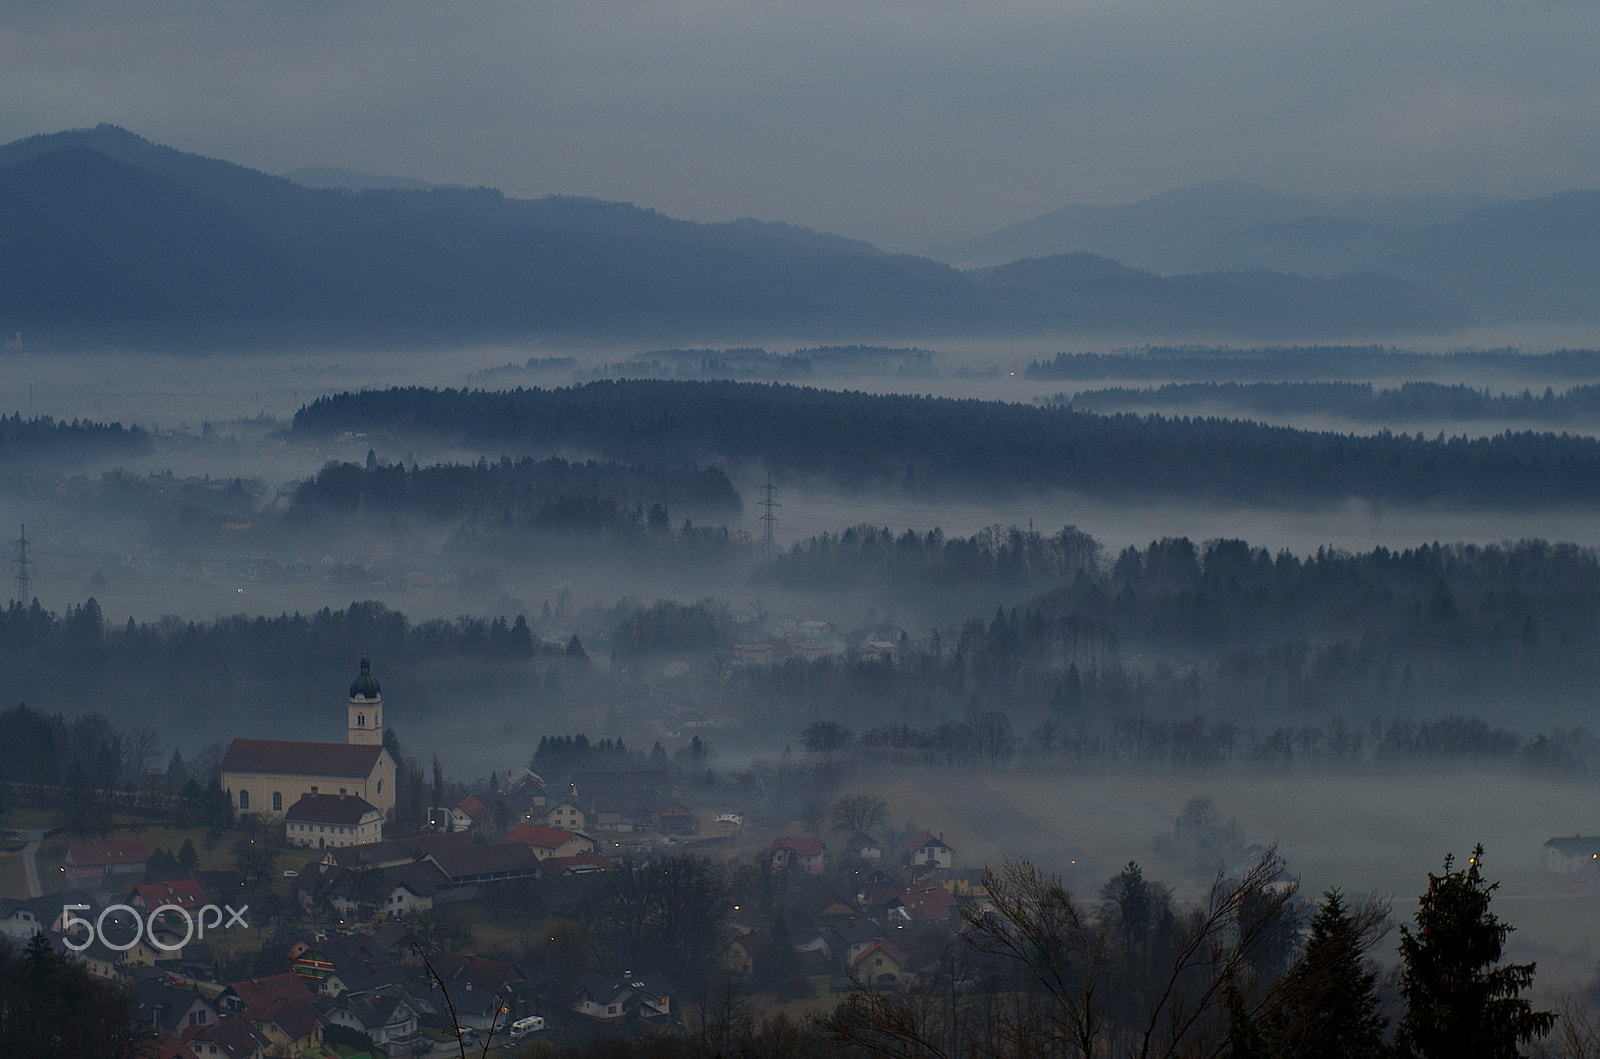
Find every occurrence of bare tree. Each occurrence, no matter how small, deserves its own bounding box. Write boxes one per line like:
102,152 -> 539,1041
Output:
832,792 -> 891,838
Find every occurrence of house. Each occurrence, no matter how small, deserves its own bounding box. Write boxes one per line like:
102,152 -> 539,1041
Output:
722,930 -> 772,978
886,884 -> 961,925
543,794 -> 588,832
931,868 -> 989,899
219,657 -> 396,819
844,833 -> 884,860
0,897 -> 43,941
319,830 -> 473,871
505,823 -> 597,860
655,802 -> 699,834
284,793 -> 385,849
182,1016 -> 268,1059
65,841 -> 150,883
770,836 -> 826,875
216,972 -> 324,1057
135,1034 -> 201,1059
850,939 -> 908,987
325,986 -> 420,1046
131,979 -> 220,1037
1543,835 -> 1600,876
420,954 -> 528,1031
903,831 -> 954,870
131,879 -> 209,917
425,841 -> 541,888
566,974 -> 674,1021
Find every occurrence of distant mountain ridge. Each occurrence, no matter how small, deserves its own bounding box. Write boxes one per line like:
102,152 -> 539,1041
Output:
0,125 -> 1549,347
930,180 -> 1598,322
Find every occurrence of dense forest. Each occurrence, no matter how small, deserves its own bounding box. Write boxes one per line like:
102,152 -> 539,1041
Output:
1024,346 -> 1600,382
5,531 -> 1600,770
288,454 -> 741,523
0,413 -> 149,463
1065,379 -> 1600,423
292,381 -> 1600,506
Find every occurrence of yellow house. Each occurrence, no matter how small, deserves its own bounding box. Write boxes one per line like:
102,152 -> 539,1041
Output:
221,658 -> 396,820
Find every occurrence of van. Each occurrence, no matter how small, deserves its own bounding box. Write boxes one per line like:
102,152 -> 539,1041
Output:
509,1015 -> 546,1039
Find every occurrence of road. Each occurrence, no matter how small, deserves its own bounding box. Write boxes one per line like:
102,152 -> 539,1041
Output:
1,829 -> 48,898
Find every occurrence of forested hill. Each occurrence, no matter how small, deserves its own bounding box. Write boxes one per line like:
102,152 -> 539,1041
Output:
0,125 -> 1459,344
294,381 -> 1600,507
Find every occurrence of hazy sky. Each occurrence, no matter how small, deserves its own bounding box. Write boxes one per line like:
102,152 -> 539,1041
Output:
3,0 -> 1598,249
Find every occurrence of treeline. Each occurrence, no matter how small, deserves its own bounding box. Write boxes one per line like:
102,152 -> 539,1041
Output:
1024,345 -> 1600,382
288,454 -> 741,523
0,412 -> 149,462
756,523 -> 1101,595
602,344 -> 939,380
0,598 -> 556,749
735,535 -> 1600,730
292,380 -> 1600,505
806,711 -> 1600,773
1065,379 -> 1600,422
611,598 -> 737,658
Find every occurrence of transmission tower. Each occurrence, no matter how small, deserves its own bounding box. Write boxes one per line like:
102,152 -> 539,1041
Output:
12,524 -> 34,603
757,474 -> 782,558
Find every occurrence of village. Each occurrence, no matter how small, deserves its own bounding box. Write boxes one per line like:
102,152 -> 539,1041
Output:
0,658 -> 986,1059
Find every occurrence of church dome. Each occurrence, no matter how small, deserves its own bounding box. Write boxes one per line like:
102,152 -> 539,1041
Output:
349,656 -> 382,700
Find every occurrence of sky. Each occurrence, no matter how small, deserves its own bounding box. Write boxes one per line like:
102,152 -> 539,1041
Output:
2,0 -> 1598,251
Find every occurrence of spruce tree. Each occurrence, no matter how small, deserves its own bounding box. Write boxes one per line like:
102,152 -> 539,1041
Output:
1265,888 -> 1389,1058
1397,845 -> 1555,1058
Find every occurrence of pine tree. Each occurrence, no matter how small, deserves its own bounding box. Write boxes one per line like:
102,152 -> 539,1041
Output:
1397,845 -> 1555,1058
1265,888 -> 1389,1058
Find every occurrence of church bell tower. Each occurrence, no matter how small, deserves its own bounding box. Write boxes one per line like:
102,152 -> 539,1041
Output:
348,656 -> 384,746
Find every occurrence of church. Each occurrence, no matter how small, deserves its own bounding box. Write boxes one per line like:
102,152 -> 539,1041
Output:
220,657 -> 397,820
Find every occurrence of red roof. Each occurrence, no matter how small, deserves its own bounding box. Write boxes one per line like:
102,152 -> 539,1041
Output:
850,938 -> 908,972
457,793 -> 490,823
891,884 -> 960,922
66,841 -> 150,868
771,835 -> 825,857
226,972 -> 318,1017
506,823 -> 581,850
221,738 -> 386,777
135,879 -> 207,911
135,1034 -> 199,1059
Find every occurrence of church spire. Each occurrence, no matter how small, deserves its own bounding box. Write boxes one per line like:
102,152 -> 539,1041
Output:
348,655 -> 384,746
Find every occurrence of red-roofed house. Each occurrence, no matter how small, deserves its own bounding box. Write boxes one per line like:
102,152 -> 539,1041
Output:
850,939 -> 908,985
770,836 -> 826,875
505,824 -> 596,860
65,842 -> 150,882
135,1033 -> 201,1059
887,884 -> 960,924
131,879 -> 208,918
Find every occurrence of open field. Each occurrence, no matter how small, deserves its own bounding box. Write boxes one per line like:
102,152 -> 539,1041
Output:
870,767 -> 1600,996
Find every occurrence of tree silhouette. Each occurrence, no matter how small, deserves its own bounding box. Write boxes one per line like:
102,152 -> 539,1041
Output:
1397,845 -> 1554,1058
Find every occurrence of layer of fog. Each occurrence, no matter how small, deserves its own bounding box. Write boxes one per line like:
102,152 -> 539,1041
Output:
10,337 -> 1600,630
